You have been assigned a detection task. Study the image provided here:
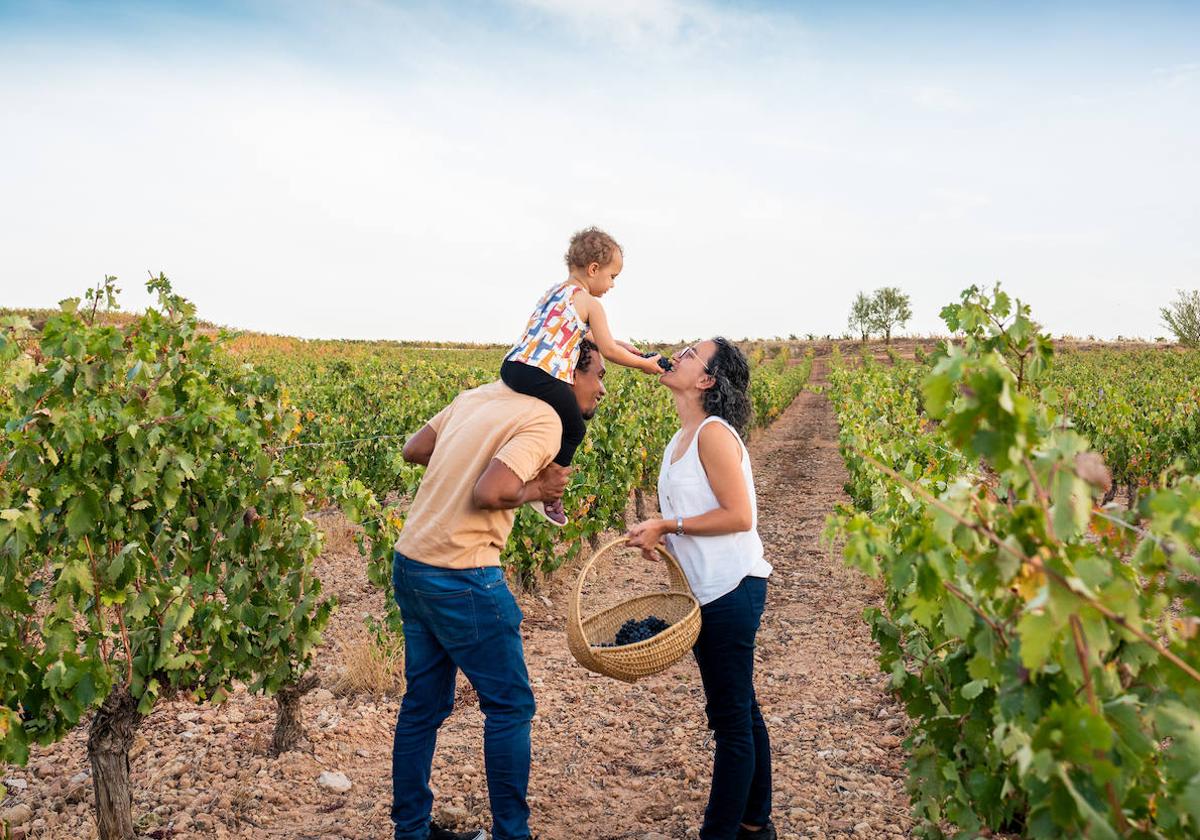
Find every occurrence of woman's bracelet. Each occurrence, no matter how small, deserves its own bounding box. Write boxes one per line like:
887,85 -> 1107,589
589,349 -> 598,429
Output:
675,515 -> 684,536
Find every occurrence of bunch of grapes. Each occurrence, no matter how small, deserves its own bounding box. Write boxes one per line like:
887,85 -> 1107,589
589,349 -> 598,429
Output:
640,351 -> 674,371
597,615 -> 670,647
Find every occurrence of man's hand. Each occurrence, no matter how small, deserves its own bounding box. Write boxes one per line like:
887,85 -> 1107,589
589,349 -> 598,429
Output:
531,463 -> 571,503
474,460 -> 569,510
627,518 -> 670,561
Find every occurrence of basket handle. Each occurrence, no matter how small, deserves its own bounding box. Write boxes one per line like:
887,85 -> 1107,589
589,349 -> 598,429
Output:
571,536 -> 692,644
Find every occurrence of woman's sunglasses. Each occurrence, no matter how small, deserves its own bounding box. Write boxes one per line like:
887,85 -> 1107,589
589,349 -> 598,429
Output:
674,344 -> 712,373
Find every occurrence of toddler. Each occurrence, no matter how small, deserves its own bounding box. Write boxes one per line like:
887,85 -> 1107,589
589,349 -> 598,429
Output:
501,227 -> 666,525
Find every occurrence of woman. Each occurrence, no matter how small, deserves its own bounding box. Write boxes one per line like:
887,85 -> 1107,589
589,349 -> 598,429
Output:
627,337 -> 774,840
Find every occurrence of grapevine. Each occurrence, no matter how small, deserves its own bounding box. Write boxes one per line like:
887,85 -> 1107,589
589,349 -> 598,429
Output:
825,285 -> 1200,838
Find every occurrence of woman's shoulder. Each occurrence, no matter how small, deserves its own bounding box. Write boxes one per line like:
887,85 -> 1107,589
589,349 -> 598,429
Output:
697,417 -> 745,458
699,415 -> 743,442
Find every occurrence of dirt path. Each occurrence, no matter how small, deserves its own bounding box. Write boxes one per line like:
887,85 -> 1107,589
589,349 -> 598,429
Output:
6,358 -> 911,840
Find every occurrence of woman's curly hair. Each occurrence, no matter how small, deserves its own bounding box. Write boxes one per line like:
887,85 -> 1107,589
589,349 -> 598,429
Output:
701,337 -> 752,437
564,227 -> 622,269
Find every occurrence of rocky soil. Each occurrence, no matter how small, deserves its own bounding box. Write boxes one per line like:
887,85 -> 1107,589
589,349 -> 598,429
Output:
3,356 -> 912,839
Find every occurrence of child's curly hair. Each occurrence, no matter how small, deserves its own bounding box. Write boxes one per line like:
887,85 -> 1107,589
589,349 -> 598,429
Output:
564,227 -> 622,269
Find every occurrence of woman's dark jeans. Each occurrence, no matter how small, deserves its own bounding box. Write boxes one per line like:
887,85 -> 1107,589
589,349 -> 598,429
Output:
693,575 -> 772,839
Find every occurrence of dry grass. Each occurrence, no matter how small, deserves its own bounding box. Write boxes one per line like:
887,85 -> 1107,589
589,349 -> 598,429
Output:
313,511 -> 362,556
331,633 -> 405,697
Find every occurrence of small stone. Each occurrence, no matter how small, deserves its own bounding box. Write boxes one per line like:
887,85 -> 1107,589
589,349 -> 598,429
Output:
316,771 -> 351,793
65,782 -> 90,804
439,804 -> 468,820
1,804 -> 33,827
853,822 -> 872,835
130,734 -> 149,760
178,711 -> 201,723
309,688 -> 335,704
69,771 -> 89,785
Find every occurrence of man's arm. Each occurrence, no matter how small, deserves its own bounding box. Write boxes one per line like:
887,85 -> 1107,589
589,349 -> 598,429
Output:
402,424 -> 437,466
474,460 -> 570,510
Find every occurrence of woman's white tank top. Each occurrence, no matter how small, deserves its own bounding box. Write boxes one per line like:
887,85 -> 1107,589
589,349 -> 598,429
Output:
657,415 -> 771,605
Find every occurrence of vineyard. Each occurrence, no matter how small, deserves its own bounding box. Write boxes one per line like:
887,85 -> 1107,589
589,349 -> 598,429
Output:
825,287 -> 1200,838
231,323 -> 812,594
0,279 -> 813,838
1046,348 -> 1200,505
2,277 -> 1199,839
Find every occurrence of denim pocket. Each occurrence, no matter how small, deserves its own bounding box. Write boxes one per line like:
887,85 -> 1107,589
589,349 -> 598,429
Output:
413,587 -> 478,645
486,577 -> 523,627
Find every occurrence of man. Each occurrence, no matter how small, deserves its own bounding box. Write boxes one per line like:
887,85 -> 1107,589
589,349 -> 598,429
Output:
391,339 -> 606,840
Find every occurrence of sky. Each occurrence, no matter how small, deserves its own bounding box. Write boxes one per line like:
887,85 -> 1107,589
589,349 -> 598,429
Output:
1,1 -> 1197,342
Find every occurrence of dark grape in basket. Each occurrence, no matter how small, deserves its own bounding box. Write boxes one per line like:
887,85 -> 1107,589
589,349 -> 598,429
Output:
607,615 -> 670,646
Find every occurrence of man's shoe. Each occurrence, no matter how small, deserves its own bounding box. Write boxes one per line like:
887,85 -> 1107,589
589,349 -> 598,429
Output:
428,821 -> 487,840
736,822 -> 777,840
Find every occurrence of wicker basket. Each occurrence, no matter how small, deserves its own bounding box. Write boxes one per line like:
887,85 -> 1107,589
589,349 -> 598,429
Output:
567,536 -> 701,683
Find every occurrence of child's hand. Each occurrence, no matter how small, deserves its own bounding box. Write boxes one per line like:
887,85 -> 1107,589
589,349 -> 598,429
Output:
638,352 -> 671,374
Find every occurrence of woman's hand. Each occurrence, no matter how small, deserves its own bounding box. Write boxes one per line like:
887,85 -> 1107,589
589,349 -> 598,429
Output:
627,518 -> 670,560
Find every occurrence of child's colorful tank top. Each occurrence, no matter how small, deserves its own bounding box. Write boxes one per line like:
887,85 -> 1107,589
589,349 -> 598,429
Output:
505,281 -> 587,384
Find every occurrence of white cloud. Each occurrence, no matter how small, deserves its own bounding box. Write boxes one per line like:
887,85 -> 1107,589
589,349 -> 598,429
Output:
0,4 -> 1197,343
507,0 -> 781,54
915,189 -> 991,225
1152,61 -> 1200,89
909,83 -> 970,113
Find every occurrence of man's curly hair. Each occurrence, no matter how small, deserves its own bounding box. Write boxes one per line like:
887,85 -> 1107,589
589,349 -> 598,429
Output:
576,337 -> 599,374
564,227 -> 622,269
701,337 -> 752,437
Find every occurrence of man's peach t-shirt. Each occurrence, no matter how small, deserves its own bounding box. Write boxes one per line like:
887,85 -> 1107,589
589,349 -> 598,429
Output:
394,381 -> 562,569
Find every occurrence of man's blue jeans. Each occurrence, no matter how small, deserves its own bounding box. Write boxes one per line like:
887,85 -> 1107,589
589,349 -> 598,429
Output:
391,551 -> 535,840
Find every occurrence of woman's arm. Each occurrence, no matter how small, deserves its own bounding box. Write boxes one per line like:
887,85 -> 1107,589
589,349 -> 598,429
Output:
575,294 -> 662,374
627,422 -> 753,551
